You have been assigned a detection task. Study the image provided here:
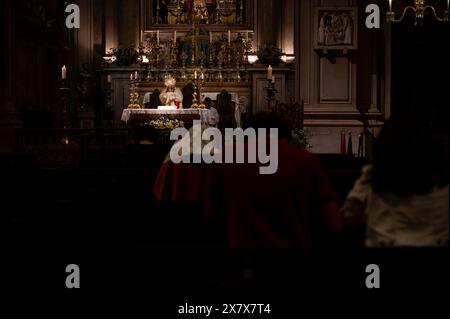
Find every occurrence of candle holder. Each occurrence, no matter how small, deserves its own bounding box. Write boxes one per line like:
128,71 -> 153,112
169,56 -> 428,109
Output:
104,80 -> 114,127
386,0 -> 449,24
127,82 -> 141,109
226,44 -> 232,68
170,39 -> 179,67
209,38 -> 215,67
198,83 -> 206,109
191,91 -> 199,109
191,35 -> 197,66
59,79 -> 71,129
265,79 -> 278,112
154,45 -> 162,68
147,34 -> 162,68
191,77 -> 206,109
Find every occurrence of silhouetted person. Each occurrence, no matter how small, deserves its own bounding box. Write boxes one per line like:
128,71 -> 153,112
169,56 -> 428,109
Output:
125,126 -> 166,167
146,89 -> 162,109
204,97 -> 220,126
342,114 -> 449,247
182,82 -> 195,109
216,89 -> 233,129
133,125 -> 158,145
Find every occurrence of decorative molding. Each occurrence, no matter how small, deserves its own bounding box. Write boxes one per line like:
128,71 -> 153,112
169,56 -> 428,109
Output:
319,56 -> 352,103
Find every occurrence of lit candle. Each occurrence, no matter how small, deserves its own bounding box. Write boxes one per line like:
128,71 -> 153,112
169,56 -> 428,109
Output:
447,0 -> 449,10
61,65 -> 67,80
200,73 -> 204,80
267,65 -> 272,80
107,75 -> 112,83
389,0 -> 392,12
157,30 -> 160,44
130,73 -> 134,81
135,71 -> 138,80
174,31 -> 177,43
228,30 -> 231,45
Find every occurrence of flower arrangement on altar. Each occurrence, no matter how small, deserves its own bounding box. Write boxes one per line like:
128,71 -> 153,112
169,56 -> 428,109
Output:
143,116 -> 184,130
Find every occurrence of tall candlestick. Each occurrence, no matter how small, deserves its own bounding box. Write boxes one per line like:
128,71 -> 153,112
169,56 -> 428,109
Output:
267,65 -> 272,80
272,75 -> 275,83
174,31 -> 177,43
447,0 -> 449,10
130,73 -> 134,81
61,65 -> 67,80
389,0 -> 392,12
194,70 -> 198,79
157,30 -> 160,44
228,30 -> 231,45
135,71 -> 138,81
140,30 -> 143,44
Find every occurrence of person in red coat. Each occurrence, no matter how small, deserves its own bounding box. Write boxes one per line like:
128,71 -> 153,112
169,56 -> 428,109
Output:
208,113 -> 342,249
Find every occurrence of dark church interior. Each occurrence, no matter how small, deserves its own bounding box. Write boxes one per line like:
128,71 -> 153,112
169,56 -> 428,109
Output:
3,0 -> 449,315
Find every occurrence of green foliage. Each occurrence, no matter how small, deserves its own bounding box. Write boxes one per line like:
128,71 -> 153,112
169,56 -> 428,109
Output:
290,129 -> 312,150
110,47 -> 139,66
257,43 -> 283,66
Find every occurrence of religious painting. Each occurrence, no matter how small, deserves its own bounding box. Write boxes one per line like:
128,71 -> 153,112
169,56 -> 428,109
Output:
314,7 -> 358,51
143,0 -> 253,27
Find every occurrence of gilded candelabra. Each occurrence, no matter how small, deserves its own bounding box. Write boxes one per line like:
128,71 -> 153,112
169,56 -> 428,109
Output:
146,33 -> 162,68
191,72 -> 206,109
128,82 -> 141,109
170,39 -> 178,67
387,0 -> 449,25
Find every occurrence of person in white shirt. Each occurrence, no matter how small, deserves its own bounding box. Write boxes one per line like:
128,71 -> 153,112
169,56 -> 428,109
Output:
341,115 -> 449,247
204,97 -> 220,127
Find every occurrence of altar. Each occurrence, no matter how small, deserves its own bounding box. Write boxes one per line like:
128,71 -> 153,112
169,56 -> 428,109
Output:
121,109 -> 213,128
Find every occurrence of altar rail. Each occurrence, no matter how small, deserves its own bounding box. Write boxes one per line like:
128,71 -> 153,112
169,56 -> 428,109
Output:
15,128 -> 132,167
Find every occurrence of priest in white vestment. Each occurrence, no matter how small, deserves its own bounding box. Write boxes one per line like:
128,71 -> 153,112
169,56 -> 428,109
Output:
159,75 -> 183,108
